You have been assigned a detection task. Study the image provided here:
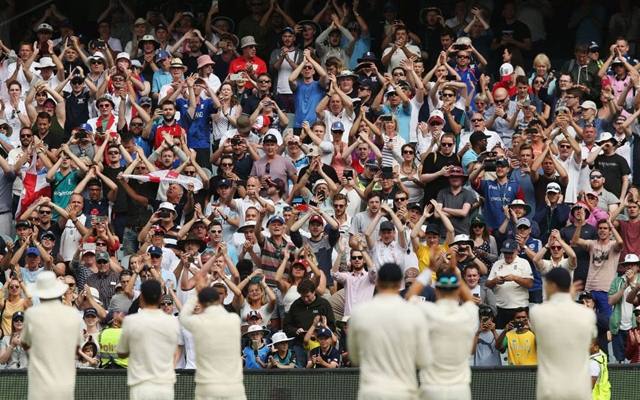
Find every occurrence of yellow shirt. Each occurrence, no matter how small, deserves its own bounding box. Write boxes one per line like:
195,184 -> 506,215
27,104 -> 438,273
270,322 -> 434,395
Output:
504,330 -> 537,366
415,243 -> 448,272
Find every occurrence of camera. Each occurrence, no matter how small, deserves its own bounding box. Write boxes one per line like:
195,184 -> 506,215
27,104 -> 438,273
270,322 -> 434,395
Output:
514,321 -> 524,329
158,210 -> 170,219
76,130 -> 87,140
344,170 -> 353,179
479,151 -> 497,172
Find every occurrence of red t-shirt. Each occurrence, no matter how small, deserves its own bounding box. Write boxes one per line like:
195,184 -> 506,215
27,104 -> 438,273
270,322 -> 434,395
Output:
228,56 -> 268,89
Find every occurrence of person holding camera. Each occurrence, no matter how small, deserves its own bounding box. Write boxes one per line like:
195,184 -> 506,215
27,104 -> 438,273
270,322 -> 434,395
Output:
495,307 -> 537,365
472,306 -> 502,366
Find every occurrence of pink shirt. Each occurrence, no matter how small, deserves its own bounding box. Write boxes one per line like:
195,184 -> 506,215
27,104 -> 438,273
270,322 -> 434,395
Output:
332,269 -> 377,316
586,240 -> 621,292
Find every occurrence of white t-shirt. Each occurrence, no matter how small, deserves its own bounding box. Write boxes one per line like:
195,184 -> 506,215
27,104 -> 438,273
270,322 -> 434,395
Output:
382,44 -> 421,73
276,49 -> 297,95
487,256 -> 533,309
60,215 -> 88,262
322,109 -> 355,143
409,96 -> 423,143
559,153 -> 582,204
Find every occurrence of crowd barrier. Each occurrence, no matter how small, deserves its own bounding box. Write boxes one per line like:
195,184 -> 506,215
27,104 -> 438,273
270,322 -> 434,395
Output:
0,365 -> 638,399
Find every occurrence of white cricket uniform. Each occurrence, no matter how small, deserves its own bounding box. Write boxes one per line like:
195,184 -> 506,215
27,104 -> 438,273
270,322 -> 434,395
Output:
22,300 -> 83,400
529,292 -> 596,400
180,297 -> 246,400
417,299 -> 478,400
349,293 -> 430,400
117,308 -> 180,400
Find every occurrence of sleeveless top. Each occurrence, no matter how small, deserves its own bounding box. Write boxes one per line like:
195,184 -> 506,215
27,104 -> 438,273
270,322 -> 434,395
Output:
282,285 -> 300,313
240,300 -> 275,326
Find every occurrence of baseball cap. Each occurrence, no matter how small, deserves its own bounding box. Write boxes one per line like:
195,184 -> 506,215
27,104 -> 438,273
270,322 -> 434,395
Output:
26,247 -> 40,257
147,246 -> 163,256
155,50 -> 170,62
96,251 -> 110,263
428,109 -> 444,123
424,223 -> 439,234
267,215 -> 285,226
15,220 -> 32,229
588,41 -> 600,51
499,63 -> 514,76
546,182 -> 561,193
365,160 -> 379,170
281,26 -> 295,34
408,202 -> 422,211
40,231 -> 56,241
501,239 -> 518,253
580,100 -> 597,111
83,308 -> 98,318
158,202 -> 176,213
470,131 -> 490,144
139,96 -> 152,106
316,327 -> 333,338
516,218 -> 531,228
495,158 -> 510,167
380,220 -> 395,231
621,254 -> 640,264
331,121 -> 345,132
252,115 -> 270,130
218,178 -> 233,187
309,215 -> 324,225
262,133 -> 278,143
12,311 -> 24,322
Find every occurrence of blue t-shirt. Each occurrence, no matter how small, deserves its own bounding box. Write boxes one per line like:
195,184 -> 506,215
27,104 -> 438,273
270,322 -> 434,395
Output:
176,98 -> 216,149
520,237 -> 543,292
348,35 -> 372,70
243,343 -> 270,369
381,103 -> 412,143
294,80 -> 325,128
510,169 -> 536,219
478,179 -> 521,230
152,70 -> 171,93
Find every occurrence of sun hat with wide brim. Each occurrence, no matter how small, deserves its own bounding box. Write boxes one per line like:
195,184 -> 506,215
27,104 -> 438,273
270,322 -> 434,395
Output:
242,324 -> 270,336
270,331 -> 295,346
32,271 -> 68,299
508,199 -> 532,216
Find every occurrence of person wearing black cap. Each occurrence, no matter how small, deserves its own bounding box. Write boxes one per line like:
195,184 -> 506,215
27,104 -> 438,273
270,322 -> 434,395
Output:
529,267 -> 596,400
461,131 -> 490,173
349,263 -> 430,400
410,255 -> 478,400
250,132 -> 297,194
0,311 -> 27,369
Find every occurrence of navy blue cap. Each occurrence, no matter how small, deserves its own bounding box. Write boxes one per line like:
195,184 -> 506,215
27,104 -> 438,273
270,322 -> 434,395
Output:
267,215 -> 285,225
331,121 -> 345,132
365,160 -> 379,169
380,220 -> 395,231
218,178 -> 232,187
281,26 -> 295,34
316,327 -> 333,338
424,223 -> 439,234
148,246 -> 163,256
501,239 -> 518,253
263,133 -> 278,143
357,52 -> 377,63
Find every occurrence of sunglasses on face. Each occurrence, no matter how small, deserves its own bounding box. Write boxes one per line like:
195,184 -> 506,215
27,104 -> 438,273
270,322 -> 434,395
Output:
351,255 -> 363,260
108,151 -> 120,155
395,197 -> 407,201
550,246 -> 562,250
471,118 -> 483,122
440,142 -> 454,147
403,150 -> 414,154
441,93 -> 455,98
130,122 -> 144,127
161,302 -> 173,306
39,210 -> 51,215
9,285 -> 19,289
559,144 -> 571,149
20,134 -> 32,138
258,80 -> 271,83
590,175 -> 602,180
210,230 -> 222,234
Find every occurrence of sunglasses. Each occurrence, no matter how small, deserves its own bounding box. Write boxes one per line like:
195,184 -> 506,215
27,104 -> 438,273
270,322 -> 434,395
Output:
559,144 -> 571,149
221,162 -> 234,167
440,142 -> 454,147
441,93 -> 455,98
20,134 -> 32,138
183,170 -> 196,175
590,175 -> 602,179
210,230 -> 222,234
90,60 -> 104,64
471,118 -> 483,122
96,242 -> 106,246
108,151 -> 120,155
550,246 -> 562,250
130,122 -> 144,127
9,285 -> 20,289
258,80 -> 271,83
161,302 -> 173,306
351,255 -> 363,260
457,55 -> 470,59
395,197 -> 407,201
403,150 -> 414,154
39,210 -> 51,215
302,66 -> 313,70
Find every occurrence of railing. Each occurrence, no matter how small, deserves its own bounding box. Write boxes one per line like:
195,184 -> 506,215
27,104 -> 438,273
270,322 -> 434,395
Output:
0,365 -> 637,399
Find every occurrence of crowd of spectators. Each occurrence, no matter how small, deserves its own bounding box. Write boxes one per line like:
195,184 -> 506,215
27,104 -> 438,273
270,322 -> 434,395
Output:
0,0 -> 639,386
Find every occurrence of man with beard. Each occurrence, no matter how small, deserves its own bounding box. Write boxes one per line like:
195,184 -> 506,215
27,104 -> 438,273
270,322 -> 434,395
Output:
145,100 -> 187,150
420,133 -> 461,204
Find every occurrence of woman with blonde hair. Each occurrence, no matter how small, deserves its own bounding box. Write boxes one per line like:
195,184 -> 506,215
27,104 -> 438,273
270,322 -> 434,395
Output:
529,53 -> 556,98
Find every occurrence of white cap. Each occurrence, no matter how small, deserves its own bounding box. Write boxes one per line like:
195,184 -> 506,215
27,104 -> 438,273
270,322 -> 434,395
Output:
546,182 -> 561,193
622,254 -> 640,264
428,109 -> 445,122
499,63 -> 514,76
158,202 -> 176,212
580,100 -> 597,111
312,179 -> 328,191
89,51 -> 106,60
116,52 -> 130,61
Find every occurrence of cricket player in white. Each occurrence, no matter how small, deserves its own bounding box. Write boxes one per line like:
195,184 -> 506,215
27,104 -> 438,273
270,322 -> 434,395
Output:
22,271 -> 82,400
408,252 -> 478,400
117,279 -> 180,400
180,275 -> 246,400
349,263 -> 431,400
530,267 -> 596,400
